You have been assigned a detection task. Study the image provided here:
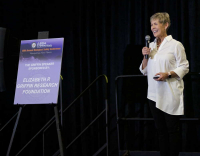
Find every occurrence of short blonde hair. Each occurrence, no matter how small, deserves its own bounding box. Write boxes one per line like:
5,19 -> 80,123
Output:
150,12 -> 171,31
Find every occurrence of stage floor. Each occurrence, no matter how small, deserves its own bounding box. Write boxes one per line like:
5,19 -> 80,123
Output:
120,151 -> 200,156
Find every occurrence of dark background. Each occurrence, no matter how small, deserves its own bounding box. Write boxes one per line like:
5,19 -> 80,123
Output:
0,0 -> 200,155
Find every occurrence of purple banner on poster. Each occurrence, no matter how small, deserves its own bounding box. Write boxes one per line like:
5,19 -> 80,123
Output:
14,38 -> 64,105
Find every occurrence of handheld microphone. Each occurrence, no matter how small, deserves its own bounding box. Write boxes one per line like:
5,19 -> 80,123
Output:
145,35 -> 151,59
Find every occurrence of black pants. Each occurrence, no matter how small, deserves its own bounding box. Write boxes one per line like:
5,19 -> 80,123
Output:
149,100 -> 181,156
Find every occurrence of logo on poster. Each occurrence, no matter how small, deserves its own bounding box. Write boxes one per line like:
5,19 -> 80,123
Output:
31,42 -> 36,48
37,42 -> 52,48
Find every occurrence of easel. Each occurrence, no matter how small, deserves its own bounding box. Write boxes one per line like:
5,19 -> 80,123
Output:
6,77 -> 65,156
7,33 -> 65,156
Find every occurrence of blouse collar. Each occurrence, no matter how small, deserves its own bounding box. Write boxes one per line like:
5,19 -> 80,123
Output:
154,35 -> 173,43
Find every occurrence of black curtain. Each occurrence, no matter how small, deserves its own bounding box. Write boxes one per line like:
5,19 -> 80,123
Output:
0,0 -> 200,155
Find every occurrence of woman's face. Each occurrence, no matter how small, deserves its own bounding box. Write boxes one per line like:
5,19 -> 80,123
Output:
151,19 -> 167,38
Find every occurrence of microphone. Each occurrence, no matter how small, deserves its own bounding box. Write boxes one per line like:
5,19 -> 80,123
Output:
145,35 -> 151,59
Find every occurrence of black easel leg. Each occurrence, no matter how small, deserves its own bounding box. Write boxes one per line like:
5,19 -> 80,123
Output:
54,105 -> 65,156
6,106 -> 23,156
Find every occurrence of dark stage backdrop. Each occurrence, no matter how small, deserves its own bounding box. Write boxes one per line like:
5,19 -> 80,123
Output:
0,0 -> 200,155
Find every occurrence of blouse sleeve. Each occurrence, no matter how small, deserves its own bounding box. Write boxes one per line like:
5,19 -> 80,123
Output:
139,62 -> 147,76
172,42 -> 189,80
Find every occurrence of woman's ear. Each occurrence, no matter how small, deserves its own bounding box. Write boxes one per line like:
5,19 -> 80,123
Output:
165,22 -> 169,30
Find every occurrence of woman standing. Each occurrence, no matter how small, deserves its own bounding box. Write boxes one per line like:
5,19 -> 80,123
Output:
139,12 -> 189,156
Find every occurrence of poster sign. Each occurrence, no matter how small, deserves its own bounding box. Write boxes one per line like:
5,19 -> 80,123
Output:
14,38 -> 64,104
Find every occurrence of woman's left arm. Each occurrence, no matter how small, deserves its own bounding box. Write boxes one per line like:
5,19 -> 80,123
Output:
172,42 -> 189,79
155,71 -> 178,81
155,42 -> 189,81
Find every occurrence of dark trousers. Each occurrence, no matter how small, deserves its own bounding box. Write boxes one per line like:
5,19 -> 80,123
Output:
148,100 -> 181,156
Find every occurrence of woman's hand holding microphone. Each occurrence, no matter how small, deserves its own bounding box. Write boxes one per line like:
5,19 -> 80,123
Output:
141,47 -> 151,69
142,47 -> 151,59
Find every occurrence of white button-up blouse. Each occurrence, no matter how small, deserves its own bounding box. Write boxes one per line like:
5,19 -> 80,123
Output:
139,35 -> 189,115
